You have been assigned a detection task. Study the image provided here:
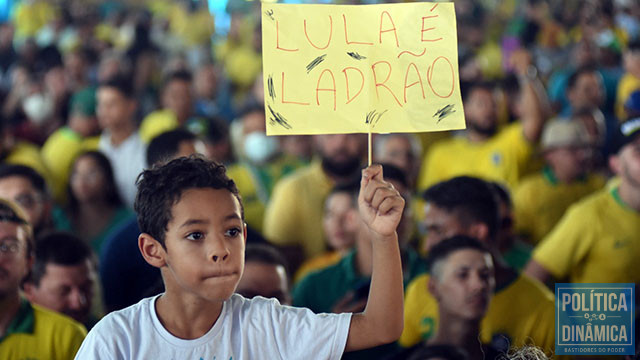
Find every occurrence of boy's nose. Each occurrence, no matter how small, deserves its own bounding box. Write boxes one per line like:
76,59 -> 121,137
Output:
212,254 -> 228,262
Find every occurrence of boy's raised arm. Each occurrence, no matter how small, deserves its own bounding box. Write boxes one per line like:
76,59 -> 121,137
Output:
344,164 -> 405,352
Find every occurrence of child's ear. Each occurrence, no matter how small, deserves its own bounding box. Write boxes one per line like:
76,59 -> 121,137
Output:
139,233 -> 167,268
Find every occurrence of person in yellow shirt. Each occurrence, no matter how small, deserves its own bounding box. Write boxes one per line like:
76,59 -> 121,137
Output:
401,176 -> 556,355
418,50 -> 549,191
0,199 -> 86,360
616,40 -> 640,121
526,117 -> 640,284
514,119 -> 606,245
264,133 -> 366,269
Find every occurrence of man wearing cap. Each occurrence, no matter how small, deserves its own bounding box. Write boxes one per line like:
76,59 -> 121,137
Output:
513,119 -> 606,245
525,117 -> 640,284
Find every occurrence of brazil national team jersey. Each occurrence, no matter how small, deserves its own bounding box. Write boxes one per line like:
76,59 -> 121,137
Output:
533,186 -> 640,283
0,299 -> 86,360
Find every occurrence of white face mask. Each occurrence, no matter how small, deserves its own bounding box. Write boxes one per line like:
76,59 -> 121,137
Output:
243,132 -> 278,164
22,93 -> 54,125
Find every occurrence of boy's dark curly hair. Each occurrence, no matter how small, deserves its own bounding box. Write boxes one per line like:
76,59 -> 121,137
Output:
134,155 -> 244,247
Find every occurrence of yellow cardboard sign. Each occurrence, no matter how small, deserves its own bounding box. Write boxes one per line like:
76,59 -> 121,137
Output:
262,2 -> 465,135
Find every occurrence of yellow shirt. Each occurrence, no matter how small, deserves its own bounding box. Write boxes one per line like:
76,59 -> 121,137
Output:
533,187 -> 640,283
227,163 -> 266,233
417,123 -> 533,191
41,127 -> 99,204
139,109 -> 180,144
400,273 -> 556,354
264,161 -> 333,259
0,300 -> 86,360
4,141 -> 52,187
615,72 -> 640,121
294,251 -> 343,284
514,168 -> 606,245
13,1 -> 57,39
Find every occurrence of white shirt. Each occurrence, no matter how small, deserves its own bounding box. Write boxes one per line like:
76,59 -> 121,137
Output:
98,131 -> 147,209
75,294 -> 352,360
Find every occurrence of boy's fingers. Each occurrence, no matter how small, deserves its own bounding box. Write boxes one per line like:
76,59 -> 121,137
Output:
377,196 -> 404,216
370,186 -> 398,210
361,179 -> 393,205
362,164 -> 383,183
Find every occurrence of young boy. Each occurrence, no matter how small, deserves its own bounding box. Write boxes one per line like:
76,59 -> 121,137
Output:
75,156 -> 404,359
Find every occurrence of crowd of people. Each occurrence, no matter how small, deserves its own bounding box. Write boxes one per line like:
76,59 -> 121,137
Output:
0,0 -> 640,359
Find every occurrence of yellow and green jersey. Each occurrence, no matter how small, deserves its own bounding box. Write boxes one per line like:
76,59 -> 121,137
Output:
533,187 -> 640,283
0,300 -> 86,360
417,123 -> 533,191
514,168 -> 605,245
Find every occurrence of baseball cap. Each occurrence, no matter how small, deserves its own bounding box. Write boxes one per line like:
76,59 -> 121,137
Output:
540,118 -> 591,151
611,117 -> 640,154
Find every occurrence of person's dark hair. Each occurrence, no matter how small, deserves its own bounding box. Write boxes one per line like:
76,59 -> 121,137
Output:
0,164 -> 48,195
238,101 -> 264,120
460,81 -> 494,103
380,163 -> 408,189
245,244 -> 289,275
68,151 -> 123,212
206,117 -> 230,143
487,181 -> 512,208
25,231 -> 93,286
567,65 -> 600,92
425,235 -> 490,275
134,156 -> 244,246
422,176 -> 500,241
161,69 -> 193,93
146,129 -> 197,167
328,178 -> 360,201
99,74 -> 135,99
628,39 -> 640,54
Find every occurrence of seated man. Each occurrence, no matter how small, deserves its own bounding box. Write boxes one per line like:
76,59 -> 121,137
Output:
23,231 -> 98,329
0,199 -> 86,359
514,118 -> 605,245
400,176 -> 556,355
397,236 -> 501,360
526,117 -> 640,284
236,244 -> 291,305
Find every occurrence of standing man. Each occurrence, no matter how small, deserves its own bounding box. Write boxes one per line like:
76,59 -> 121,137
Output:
96,76 -> 146,208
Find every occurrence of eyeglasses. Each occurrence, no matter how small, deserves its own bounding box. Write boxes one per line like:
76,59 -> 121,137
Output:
0,240 -> 20,255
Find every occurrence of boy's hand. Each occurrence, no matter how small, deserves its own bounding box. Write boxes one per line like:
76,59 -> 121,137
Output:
358,164 -> 405,237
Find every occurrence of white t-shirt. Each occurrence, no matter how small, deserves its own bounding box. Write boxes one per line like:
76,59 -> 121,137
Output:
98,130 -> 147,209
75,294 -> 352,360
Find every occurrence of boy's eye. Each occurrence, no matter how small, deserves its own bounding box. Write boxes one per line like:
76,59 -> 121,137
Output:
186,232 -> 204,241
225,228 -> 242,238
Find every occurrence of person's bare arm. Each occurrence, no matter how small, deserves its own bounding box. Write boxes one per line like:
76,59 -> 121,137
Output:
344,164 -> 405,352
524,258 -> 552,284
511,49 -> 551,143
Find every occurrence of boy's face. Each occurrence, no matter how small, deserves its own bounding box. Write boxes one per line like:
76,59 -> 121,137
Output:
159,188 -> 246,303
